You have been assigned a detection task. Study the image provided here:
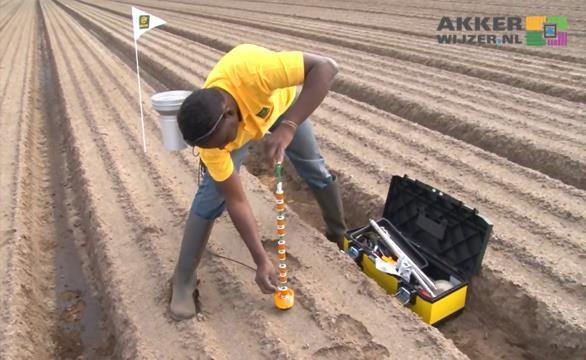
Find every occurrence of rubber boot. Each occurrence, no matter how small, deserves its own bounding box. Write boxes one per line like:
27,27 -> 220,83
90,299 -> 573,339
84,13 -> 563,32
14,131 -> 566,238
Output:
310,175 -> 347,249
169,212 -> 214,321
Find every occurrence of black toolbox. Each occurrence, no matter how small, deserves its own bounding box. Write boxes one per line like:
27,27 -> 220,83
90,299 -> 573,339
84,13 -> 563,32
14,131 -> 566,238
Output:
342,175 -> 492,325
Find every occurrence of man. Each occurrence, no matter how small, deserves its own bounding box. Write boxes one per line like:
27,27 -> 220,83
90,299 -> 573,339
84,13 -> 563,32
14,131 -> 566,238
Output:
171,44 -> 346,321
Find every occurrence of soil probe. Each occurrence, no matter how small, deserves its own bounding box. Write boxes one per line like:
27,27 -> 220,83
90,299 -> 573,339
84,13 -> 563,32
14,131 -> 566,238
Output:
274,162 -> 295,310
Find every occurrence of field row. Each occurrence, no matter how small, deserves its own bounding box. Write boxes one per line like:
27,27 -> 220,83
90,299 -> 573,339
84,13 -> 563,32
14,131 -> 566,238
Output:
0,1 -> 467,358
55,0 -> 586,358
78,0 -> 586,190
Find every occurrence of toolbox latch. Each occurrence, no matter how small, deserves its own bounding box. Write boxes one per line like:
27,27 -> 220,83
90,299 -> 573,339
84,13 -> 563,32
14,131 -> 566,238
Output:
395,286 -> 416,305
348,246 -> 361,261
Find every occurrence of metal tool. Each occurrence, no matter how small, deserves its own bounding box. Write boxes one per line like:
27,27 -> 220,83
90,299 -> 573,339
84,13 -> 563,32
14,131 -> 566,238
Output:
369,219 -> 438,297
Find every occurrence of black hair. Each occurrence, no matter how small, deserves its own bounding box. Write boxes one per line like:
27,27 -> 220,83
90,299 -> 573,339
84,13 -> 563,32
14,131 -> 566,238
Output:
177,88 -> 224,145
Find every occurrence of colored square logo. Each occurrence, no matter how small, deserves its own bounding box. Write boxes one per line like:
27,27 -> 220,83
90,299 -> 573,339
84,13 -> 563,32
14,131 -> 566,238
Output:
139,15 -> 150,29
525,16 -> 567,47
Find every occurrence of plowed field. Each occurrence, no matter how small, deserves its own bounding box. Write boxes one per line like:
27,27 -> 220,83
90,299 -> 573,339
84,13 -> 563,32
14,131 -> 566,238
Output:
1,0 -> 584,359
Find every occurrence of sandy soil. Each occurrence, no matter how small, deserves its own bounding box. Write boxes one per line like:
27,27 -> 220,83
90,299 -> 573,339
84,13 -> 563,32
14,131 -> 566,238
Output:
0,0 -> 584,359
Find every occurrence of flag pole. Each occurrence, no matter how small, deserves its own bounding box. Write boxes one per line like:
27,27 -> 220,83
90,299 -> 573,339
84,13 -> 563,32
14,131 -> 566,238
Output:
134,38 -> 147,153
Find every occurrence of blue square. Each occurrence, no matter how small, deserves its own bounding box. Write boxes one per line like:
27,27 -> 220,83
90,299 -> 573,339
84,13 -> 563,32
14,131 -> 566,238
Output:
544,24 -> 557,38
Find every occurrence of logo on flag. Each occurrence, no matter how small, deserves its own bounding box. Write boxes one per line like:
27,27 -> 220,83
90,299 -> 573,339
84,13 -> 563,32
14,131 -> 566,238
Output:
139,15 -> 150,29
132,7 -> 166,40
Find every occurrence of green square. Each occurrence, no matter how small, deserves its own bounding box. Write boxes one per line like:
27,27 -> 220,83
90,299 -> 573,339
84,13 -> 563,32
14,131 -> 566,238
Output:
547,16 -> 567,31
526,31 -> 545,46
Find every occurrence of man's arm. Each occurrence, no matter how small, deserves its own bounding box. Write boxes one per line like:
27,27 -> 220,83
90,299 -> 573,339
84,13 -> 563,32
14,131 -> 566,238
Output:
215,171 -> 277,294
265,53 -> 338,164
280,53 -> 339,125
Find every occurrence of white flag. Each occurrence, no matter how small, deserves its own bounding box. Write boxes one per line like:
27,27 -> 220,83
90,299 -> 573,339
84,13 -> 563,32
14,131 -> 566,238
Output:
132,7 -> 166,41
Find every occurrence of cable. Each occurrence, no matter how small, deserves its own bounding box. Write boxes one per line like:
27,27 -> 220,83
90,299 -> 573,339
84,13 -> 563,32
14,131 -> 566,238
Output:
207,250 -> 256,272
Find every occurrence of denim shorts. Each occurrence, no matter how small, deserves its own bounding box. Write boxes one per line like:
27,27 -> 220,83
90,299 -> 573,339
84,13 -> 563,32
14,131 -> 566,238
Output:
191,113 -> 333,220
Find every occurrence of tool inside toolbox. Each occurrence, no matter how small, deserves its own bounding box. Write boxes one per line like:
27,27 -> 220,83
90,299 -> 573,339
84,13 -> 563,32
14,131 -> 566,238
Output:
350,218 -> 427,267
347,218 -> 461,299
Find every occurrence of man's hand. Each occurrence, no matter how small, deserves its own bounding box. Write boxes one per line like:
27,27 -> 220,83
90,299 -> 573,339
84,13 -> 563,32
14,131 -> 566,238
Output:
265,124 -> 295,165
255,257 -> 278,294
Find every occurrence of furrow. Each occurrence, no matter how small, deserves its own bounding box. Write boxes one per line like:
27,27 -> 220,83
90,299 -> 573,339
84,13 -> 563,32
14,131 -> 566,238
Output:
92,0 -> 586,140
41,4 -> 115,355
42,2 -> 215,357
322,94 -> 586,245
146,0 -> 586,84
219,0 -> 586,63
163,0 -> 586,64
54,2 -> 470,358
0,0 -> 21,35
309,125 -> 585,358
69,0 -> 581,135
310,106 -> 586,293
35,1 -> 586,359
221,0 -> 586,15
59,0 -> 584,272
53,4 -> 421,357
54,0 -> 210,90
238,169 -> 467,359
135,0 -> 586,57
50,3 -> 297,358
84,0 -> 586,141
57,20 -> 272,360
180,0 -> 438,21
42,3 -> 153,357
310,111 -> 586,302
156,12 -> 586,132
209,203 -> 396,359
15,5 -> 57,356
49,5 -> 231,359
334,74 -> 585,189
90,0 -> 586,103
60,0 -> 584,268
69,0 -> 586,189
84,0 -> 586,88
257,15 -> 586,83
0,6 -> 28,98
315,136 -> 586,298
0,1 -> 46,357
203,248 -> 312,359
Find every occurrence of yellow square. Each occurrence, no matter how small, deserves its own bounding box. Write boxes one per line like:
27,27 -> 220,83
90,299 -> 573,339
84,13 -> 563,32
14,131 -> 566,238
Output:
526,16 -> 546,31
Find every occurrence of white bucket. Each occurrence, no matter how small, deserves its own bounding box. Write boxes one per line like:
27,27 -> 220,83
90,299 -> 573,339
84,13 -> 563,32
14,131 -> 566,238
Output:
150,90 -> 191,151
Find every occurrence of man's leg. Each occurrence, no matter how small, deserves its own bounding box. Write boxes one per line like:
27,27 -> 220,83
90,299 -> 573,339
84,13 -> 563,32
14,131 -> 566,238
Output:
170,142 -> 252,320
282,119 -> 347,248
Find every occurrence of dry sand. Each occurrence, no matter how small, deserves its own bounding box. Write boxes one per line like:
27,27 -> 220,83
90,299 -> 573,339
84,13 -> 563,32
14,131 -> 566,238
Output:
1,0 -> 585,359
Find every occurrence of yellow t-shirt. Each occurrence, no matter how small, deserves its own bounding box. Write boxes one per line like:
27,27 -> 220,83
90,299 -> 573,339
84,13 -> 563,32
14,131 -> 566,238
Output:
198,44 -> 305,182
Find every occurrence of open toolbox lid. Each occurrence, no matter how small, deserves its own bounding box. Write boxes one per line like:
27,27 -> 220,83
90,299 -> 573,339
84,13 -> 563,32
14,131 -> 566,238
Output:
383,175 -> 493,276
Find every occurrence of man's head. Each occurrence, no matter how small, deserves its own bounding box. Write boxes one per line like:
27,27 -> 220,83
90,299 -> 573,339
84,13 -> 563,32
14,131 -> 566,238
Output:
177,88 -> 240,149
